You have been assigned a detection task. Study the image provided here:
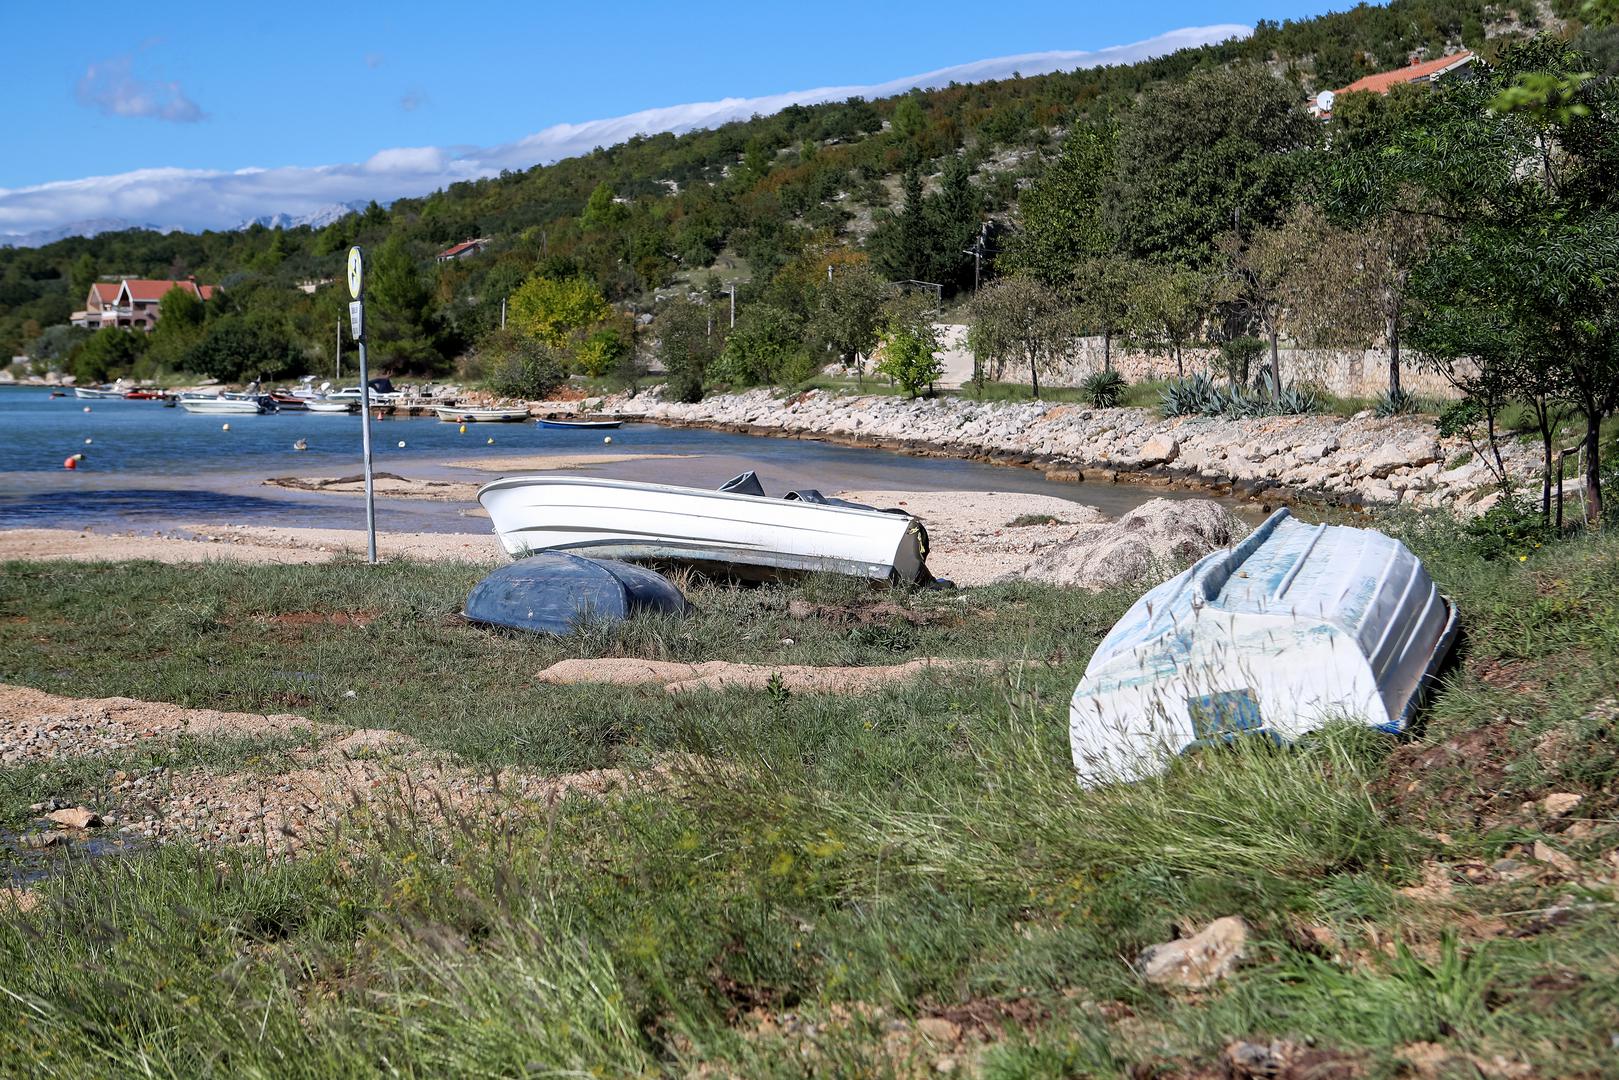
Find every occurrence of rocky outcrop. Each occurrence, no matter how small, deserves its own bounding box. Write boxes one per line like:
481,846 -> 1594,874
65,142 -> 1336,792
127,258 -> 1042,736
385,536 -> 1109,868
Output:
1006,498 -> 1241,589
603,388 -> 1539,512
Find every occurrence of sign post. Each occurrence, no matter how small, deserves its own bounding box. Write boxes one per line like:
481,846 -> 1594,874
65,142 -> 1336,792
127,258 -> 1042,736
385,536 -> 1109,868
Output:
347,246 -> 378,564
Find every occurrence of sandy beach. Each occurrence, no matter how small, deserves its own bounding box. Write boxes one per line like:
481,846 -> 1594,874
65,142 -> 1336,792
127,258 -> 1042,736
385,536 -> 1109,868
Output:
0,489 -> 1092,581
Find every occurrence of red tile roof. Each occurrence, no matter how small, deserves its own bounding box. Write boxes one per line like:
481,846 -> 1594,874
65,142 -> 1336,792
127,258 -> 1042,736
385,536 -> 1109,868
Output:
87,282 -> 121,304
437,240 -> 483,258
117,278 -> 217,303
1336,51 -> 1474,96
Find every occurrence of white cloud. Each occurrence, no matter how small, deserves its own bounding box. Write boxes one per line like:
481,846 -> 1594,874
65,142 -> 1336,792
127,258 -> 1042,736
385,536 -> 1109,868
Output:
8,24 -> 1246,240
75,54 -> 205,123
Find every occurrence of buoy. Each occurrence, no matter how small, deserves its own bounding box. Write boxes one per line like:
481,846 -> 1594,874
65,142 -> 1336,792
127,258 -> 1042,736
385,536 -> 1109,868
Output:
63,455 -> 78,470
83,406 -> 92,413
221,423 -> 230,431
376,409 -> 385,420
293,439 -> 308,451
84,438 -> 92,445
397,440 -> 406,448
603,436 -> 612,444
486,437 -> 495,445
459,424 -> 467,434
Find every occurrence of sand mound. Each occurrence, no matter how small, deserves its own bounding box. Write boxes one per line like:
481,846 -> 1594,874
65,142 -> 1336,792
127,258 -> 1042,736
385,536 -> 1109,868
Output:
1004,498 -> 1244,590
265,474 -> 481,502
535,657 -> 1010,694
0,683 -> 315,765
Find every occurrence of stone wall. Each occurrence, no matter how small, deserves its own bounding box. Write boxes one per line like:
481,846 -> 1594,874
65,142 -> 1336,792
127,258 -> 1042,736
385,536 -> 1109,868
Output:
934,326 -> 1469,400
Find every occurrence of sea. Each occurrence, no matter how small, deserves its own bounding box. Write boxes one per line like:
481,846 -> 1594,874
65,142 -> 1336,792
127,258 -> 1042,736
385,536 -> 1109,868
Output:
0,385 -> 1223,535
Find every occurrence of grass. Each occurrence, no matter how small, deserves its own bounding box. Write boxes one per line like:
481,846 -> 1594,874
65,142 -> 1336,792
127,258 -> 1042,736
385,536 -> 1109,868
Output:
0,518 -> 1617,1076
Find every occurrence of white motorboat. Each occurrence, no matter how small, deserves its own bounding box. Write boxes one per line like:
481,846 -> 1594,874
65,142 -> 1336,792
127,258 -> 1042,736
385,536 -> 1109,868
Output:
306,399 -> 357,414
74,385 -> 126,399
477,472 -> 930,582
1068,508 -> 1459,785
176,392 -> 266,414
436,405 -> 530,423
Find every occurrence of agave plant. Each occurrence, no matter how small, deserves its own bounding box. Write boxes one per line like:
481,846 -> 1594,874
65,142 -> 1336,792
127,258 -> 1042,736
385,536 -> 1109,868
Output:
1081,369 -> 1129,408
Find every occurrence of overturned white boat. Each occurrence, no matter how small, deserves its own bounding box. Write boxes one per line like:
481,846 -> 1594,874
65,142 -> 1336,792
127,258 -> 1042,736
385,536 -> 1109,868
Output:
477,472 -> 930,582
1069,508 -> 1458,785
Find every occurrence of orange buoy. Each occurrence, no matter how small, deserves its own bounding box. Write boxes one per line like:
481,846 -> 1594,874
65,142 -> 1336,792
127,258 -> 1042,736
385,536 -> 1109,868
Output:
64,453 -> 83,470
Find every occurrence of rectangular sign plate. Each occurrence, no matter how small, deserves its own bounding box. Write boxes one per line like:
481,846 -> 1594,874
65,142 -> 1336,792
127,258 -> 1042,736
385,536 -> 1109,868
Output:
348,301 -> 363,341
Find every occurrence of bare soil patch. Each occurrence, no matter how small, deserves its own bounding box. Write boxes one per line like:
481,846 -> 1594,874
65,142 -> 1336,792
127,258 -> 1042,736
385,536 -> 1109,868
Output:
535,657 -> 1018,694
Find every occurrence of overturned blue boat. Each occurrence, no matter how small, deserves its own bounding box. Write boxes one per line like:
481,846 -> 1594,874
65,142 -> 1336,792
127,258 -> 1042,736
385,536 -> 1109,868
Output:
1070,508 -> 1459,785
463,552 -> 688,636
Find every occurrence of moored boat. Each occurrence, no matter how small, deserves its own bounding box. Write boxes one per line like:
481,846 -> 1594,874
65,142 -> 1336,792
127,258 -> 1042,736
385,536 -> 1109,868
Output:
436,405 -> 529,423
176,392 -> 266,414
306,399 -> 357,414
1068,508 -> 1459,785
536,418 -> 623,430
477,472 -> 930,583
123,388 -> 168,400
268,392 -> 309,410
74,385 -> 126,399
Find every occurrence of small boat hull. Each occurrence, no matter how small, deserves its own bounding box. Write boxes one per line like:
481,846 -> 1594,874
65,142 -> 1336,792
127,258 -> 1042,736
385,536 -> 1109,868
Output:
1069,509 -> 1459,785
478,475 -> 929,583
177,395 -> 265,414
537,418 -> 623,429
74,386 -> 126,399
306,400 -> 357,414
437,406 -> 529,422
268,394 -> 308,410
463,553 -> 687,635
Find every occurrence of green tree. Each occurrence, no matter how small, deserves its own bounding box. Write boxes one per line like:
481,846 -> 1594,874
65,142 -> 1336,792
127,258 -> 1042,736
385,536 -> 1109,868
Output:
183,314 -> 301,383
71,328 -> 145,384
70,254 -> 98,301
146,285 -> 208,370
508,275 -> 612,352
1002,125 -> 1116,290
1127,266 -> 1227,378
483,328 -> 567,399
1113,66 -> 1316,266
808,263 -> 890,367
656,297 -> 718,403
869,169 -> 934,283
711,303 -> 807,387
366,236 -> 443,373
965,275 -> 1076,398
874,303 -> 942,398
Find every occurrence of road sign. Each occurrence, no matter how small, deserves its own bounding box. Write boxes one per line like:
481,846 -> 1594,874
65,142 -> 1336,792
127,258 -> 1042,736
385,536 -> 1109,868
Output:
349,301 -> 363,341
347,246 -> 365,299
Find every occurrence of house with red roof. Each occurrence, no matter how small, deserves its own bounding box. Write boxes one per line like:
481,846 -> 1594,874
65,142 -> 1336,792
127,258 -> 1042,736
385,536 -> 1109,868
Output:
1309,50 -> 1476,118
436,238 -> 489,263
70,277 -> 219,331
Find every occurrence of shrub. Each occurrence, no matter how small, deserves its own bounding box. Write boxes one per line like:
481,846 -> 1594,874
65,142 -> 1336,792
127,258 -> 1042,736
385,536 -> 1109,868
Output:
1161,374 -> 1317,419
1375,388 -> 1420,417
484,331 -> 566,400
1463,495 -> 1555,560
1080,369 -> 1128,407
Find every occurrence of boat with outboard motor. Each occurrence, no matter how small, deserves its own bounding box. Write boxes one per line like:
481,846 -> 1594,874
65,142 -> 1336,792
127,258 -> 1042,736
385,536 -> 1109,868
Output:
176,392 -> 268,414
477,471 -> 930,583
536,418 -> 623,430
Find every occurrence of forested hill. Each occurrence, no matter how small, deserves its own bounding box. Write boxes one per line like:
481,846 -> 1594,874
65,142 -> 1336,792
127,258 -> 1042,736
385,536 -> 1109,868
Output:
4,0 -> 1615,384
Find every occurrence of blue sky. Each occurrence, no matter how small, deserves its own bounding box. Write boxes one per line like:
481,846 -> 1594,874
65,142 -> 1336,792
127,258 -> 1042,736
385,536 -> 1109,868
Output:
0,1 -> 1333,236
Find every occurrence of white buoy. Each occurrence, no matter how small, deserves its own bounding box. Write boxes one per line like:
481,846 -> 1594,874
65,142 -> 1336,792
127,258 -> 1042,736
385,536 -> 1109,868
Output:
84,438 -> 92,445
83,406 -> 91,413
397,440 -> 406,448
603,435 -> 612,444
222,423 -> 230,431
486,437 -> 494,444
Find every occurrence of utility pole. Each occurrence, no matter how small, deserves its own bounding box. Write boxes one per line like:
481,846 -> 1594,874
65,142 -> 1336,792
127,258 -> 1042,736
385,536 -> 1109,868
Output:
962,248 -> 981,294
725,285 -> 736,328
500,298 -> 506,329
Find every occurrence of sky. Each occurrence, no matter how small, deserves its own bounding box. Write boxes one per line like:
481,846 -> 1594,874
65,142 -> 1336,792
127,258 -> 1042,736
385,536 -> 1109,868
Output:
0,1 -> 1335,239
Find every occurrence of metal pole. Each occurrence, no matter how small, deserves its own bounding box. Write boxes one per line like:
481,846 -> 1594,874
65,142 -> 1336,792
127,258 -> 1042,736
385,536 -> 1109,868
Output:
500,298 -> 506,329
729,287 -> 736,328
336,317 -> 342,380
357,335 -> 377,563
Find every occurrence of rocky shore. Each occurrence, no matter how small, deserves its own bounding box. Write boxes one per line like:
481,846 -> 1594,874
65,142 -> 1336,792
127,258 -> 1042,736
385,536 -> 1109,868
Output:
604,388 -> 1539,512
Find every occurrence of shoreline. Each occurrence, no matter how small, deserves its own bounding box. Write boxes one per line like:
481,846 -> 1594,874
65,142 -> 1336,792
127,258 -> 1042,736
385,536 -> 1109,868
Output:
600,388 -> 1541,514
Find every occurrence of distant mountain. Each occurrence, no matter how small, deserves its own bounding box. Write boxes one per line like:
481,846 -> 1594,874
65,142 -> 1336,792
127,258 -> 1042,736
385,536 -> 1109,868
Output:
0,218 -> 167,249
236,201 -> 371,231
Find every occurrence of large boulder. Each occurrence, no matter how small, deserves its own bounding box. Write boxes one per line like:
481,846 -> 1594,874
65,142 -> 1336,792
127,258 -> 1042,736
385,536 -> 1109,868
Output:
1002,498 -> 1244,590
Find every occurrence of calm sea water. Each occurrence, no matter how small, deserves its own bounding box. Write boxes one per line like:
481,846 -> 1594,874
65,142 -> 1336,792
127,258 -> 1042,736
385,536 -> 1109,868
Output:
0,385 -> 1228,532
